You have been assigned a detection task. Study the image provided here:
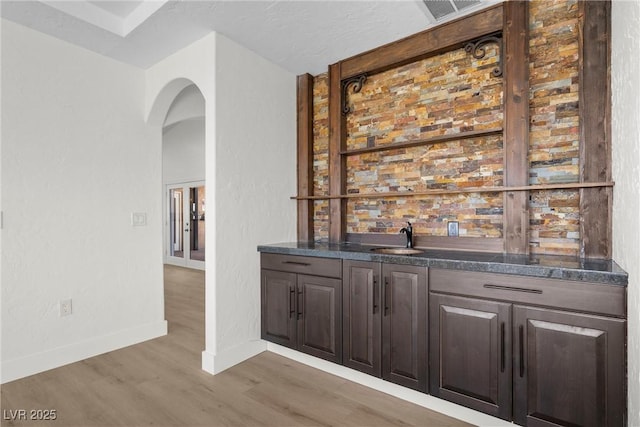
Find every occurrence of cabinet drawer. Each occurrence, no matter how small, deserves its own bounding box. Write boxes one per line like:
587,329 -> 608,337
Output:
261,253 -> 342,278
429,269 -> 625,318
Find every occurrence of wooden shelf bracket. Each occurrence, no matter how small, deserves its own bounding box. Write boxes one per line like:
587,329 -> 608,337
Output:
341,73 -> 367,115
464,32 -> 504,77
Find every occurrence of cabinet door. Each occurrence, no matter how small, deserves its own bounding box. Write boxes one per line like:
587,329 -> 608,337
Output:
261,269 -> 297,348
382,264 -> 428,391
343,260 -> 382,376
429,293 -> 512,420
513,306 -> 625,427
297,274 -> 342,363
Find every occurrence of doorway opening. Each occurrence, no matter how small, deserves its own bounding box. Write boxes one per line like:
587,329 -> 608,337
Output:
149,79 -> 207,368
161,83 -> 206,271
166,182 -> 205,269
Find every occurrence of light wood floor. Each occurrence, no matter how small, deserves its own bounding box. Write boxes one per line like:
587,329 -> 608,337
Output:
1,265 -> 472,427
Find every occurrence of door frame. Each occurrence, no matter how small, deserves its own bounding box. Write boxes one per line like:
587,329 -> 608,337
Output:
164,180 -> 205,270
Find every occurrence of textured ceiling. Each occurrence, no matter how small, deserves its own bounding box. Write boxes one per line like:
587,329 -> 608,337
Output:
1,0 -> 499,75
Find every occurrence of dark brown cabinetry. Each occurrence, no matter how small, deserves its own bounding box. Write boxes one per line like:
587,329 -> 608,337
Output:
429,293 -> 512,420
513,306 -> 625,427
342,260 -> 427,392
430,268 -> 626,426
382,263 -> 428,391
261,253 -> 342,363
342,260 -> 381,376
259,248 -> 626,426
261,269 -> 297,348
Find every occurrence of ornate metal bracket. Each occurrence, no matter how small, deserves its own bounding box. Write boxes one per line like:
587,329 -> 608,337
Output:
341,74 -> 367,115
464,33 -> 503,78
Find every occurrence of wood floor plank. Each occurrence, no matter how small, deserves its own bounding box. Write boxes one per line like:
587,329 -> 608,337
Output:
1,265 -> 473,427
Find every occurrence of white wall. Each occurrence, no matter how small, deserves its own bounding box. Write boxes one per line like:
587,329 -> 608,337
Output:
145,32 -> 219,372
611,1 -> 640,425
0,19 -> 166,382
212,34 -> 296,371
146,32 -> 296,375
163,85 -> 206,128
163,118 -> 206,184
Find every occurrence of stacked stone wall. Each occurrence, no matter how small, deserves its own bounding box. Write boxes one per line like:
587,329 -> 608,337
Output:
311,0 -> 583,256
312,74 -> 329,239
528,0 -> 580,255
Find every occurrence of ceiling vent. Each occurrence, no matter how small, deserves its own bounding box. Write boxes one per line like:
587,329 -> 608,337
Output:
422,0 -> 481,20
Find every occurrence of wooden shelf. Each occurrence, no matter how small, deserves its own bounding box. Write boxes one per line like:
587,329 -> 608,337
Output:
290,181 -> 615,201
340,128 -> 503,156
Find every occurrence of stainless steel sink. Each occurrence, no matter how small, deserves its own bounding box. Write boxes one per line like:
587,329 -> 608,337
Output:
371,247 -> 424,255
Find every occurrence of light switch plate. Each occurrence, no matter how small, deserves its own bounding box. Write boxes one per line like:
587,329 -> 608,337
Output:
131,212 -> 147,227
447,221 -> 459,237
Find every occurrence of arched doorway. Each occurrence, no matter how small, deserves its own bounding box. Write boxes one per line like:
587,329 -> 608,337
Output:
147,79 -> 208,365
162,85 -> 206,270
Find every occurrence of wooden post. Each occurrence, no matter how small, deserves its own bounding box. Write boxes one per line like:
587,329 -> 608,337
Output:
296,74 -> 314,241
578,0 -> 612,259
503,1 -> 530,255
328,63 -> 346,242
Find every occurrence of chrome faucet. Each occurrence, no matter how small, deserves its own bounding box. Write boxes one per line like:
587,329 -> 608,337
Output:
399,222 -> 413,248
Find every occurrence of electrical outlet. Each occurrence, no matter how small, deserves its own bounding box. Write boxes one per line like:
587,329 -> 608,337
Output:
60,299 -> 72,317
447,221 -> 459,237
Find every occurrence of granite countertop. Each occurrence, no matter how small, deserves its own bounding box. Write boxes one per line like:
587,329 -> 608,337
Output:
257,241 -> 628,286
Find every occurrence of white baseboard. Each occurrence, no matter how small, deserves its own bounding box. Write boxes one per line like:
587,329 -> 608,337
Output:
1,320 -> 167,384
266,342 -> 513,427
202,339 -> 267,375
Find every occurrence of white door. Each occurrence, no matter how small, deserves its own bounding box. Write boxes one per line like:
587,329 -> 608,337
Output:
166,182 -> 205,270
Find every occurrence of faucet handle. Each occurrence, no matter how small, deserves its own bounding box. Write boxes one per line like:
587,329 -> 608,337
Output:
400,221 -> 413,248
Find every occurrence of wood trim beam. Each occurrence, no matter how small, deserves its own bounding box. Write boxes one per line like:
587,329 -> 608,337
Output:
328,63 -> 346,242
578,0 -> 612,259
296,74 -> 314,241
340,4 -> 503,80
503,1 -> 530,255
290,182 -> 615,201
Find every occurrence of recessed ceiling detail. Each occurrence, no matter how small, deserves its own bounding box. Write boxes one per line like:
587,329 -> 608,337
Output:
40,0 -> 167,37
2,0 -> 500,74
423,0 -> 481,20
89,1 -> 143,18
